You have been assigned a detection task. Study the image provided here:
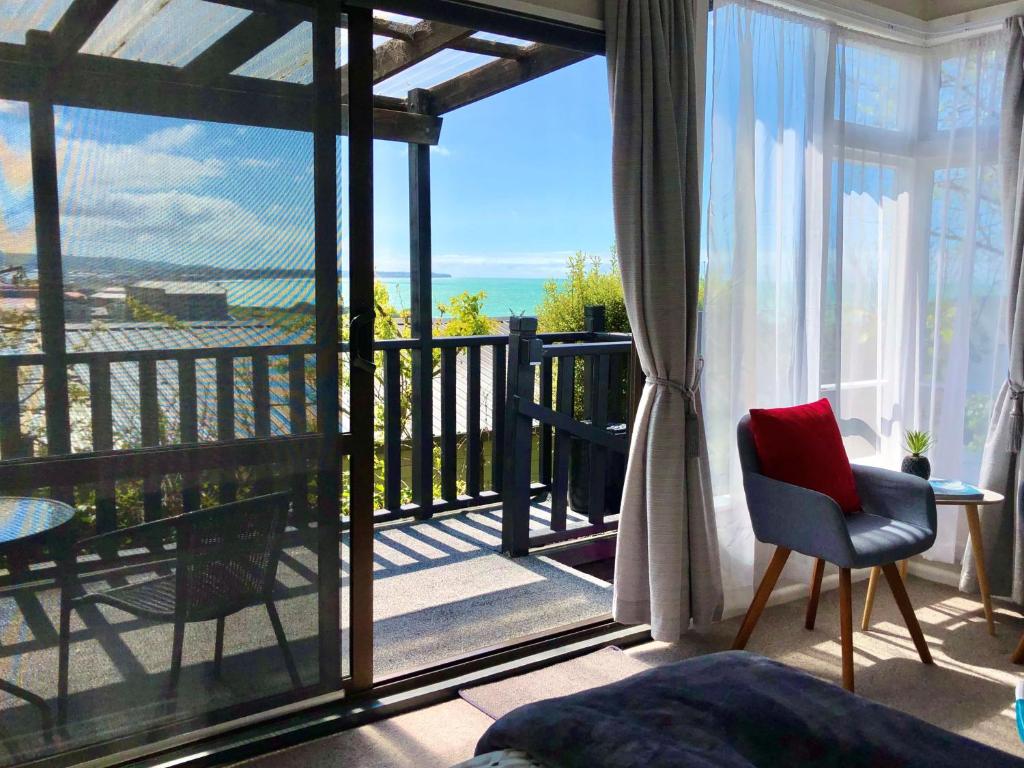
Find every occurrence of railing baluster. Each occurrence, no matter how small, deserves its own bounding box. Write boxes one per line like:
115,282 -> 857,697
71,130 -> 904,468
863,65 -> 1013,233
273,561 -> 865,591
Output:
138,359 -> 163,521
216,355 -> 236,503
466,345 -> 481,498
90,360 -> 116,536
441,346 -> 457,503
178,358 -> 200,512
608,351 -> 623,424
253,353 -> 271,438
539,356 -> 553,488
491,343 -> 506,493
288,350 -> 309,522
252,353 -> 272,494
550,355 -> 574,532
587,354 -> 610,525
0,361 -> 26,460
383,348 -> 401,512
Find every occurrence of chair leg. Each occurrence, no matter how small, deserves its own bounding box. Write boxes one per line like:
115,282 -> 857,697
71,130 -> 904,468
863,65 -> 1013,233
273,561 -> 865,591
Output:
881,562 -> 932,665
805,558 -> 825,630
732,547 -> 791,650
861,566 -> 881,630
1012,632 -> 1024,665
266,601 -> 302,689
57,600 -> 71,725
168,620 -> 185,694
839,567 -> 854,693
213,616 -> 226,678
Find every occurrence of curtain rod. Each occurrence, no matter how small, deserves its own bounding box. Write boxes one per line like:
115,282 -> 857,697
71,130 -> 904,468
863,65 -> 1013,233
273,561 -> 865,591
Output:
718,0 -> 1019,46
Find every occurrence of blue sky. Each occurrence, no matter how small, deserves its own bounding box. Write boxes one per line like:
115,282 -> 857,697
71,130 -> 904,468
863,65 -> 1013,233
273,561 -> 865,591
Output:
0,54 -> 613,280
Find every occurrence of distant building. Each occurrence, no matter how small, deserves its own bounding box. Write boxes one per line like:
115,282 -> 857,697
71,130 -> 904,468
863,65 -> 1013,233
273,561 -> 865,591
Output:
91,286 -> 128,321
126,281 -> 229,321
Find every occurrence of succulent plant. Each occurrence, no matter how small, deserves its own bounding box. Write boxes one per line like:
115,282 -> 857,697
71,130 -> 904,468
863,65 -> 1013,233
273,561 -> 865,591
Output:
903,430 -> 934,457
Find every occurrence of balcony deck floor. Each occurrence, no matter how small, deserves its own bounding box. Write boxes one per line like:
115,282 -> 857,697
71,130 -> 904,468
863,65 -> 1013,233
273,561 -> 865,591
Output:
0,500 -> 611,765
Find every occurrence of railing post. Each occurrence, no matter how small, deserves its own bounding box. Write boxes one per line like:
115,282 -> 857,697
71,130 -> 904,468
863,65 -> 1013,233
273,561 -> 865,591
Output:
582,306 -> 606,420
409,88 -> 434,520
502,316 -> 538,557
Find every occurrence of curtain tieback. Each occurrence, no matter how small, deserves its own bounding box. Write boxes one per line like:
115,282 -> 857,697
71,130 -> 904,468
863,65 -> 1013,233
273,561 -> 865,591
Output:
645,358 -> 705,458
1010,380 -> 1024,455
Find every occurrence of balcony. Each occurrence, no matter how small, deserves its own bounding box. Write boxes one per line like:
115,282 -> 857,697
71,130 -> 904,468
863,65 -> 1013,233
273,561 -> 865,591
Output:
0,315 -> 630,764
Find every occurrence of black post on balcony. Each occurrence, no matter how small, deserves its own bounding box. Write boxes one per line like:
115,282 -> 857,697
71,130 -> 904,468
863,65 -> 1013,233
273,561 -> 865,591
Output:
502,316 -> 538,557
409,87 -> 434,520
27,32 -> 72,502
312,2 -> 342,689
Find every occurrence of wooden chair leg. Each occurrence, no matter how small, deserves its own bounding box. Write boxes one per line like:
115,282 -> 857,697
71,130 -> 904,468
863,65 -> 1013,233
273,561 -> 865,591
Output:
213,616 -> 226,677
805,558 -> 825,630
881,562 -> 932,665
732,547 -> 791,650
267,601 -> 302,689
861,566 -> 881,630
1012,632 -> 1024,665
839,568 -> 854,693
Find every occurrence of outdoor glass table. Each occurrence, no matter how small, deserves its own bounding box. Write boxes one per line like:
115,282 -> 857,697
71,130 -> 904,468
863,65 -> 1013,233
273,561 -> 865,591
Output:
0,496 -> 76,736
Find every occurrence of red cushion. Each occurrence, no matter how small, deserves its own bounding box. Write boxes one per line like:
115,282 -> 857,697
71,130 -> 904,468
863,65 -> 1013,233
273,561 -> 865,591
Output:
748,398 -> 862,514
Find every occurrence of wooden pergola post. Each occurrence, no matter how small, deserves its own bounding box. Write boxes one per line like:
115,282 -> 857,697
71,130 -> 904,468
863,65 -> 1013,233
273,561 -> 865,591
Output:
28,69 -> 72,498
409,88 -> 434,520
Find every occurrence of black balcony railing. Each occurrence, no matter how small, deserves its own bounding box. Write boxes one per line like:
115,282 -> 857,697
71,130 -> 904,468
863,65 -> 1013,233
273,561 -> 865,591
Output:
0,307 -> 632,577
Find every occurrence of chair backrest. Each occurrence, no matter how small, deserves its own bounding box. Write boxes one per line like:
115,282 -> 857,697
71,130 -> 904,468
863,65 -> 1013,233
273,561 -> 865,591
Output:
736,414 -> 760,475
175,492 -> 291,622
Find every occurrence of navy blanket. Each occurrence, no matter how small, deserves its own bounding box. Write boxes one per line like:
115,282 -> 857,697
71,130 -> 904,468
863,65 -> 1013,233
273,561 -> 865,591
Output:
476,651 -> 1022,767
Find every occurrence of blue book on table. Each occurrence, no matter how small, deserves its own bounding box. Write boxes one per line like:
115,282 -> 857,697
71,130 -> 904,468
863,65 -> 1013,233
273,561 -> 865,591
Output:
928,478 -> 984,501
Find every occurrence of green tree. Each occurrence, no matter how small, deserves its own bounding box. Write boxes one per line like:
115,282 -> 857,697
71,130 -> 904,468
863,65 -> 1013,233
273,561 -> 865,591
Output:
536,251 -> 629,334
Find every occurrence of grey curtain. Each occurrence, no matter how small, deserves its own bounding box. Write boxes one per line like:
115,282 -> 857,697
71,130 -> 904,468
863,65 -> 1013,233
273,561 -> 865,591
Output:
960,17 -> 1024,602
606,0 -> 723,639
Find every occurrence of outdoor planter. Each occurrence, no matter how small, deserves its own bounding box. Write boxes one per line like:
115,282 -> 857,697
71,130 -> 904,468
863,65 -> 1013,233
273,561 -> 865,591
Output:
568,422 -> 628,516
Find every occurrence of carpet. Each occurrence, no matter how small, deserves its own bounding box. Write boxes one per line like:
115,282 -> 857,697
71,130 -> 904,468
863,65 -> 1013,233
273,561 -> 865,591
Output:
458,646 -> 651,720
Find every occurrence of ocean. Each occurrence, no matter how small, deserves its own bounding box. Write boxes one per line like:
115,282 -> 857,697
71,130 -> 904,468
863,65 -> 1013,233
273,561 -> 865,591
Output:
221,276 -> 558,318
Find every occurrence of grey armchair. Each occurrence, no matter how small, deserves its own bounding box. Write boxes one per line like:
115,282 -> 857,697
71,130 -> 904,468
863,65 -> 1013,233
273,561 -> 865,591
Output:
731,415 -> 937,692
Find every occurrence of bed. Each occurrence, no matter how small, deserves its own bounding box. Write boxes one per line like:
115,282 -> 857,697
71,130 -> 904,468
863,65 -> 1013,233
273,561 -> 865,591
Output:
457,651 -> 1023,767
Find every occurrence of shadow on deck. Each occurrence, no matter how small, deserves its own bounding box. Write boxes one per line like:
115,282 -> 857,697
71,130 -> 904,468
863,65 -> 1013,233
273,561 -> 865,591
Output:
0,500 -> 611,764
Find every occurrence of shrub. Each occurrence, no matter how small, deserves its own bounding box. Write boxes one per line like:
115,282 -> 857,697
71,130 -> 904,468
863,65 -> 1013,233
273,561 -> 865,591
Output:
536,251 -> 629,333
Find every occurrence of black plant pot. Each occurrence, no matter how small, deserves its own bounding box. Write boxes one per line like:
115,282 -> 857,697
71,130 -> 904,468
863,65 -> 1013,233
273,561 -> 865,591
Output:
568,422 -> 628,516
901,454 -> 931,480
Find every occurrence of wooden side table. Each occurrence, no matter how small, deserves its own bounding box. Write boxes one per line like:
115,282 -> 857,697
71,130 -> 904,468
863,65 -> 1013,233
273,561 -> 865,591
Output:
860,488 -> 1003,637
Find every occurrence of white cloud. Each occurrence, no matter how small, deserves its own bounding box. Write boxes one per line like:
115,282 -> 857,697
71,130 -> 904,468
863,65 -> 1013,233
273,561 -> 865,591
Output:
138,123 -> 203,152
57,135 -> 225,194
0,101 -> 26,117
430,145 -> 452,158
240,157 -> 278,170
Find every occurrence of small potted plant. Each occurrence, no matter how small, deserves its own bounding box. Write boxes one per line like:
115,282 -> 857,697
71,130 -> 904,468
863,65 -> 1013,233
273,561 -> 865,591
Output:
901,430 -> 934,479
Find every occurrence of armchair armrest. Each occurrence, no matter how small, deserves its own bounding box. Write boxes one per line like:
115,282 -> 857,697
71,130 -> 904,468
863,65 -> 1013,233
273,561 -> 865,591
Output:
742,472 -> 856,565
852,464 -> 936,533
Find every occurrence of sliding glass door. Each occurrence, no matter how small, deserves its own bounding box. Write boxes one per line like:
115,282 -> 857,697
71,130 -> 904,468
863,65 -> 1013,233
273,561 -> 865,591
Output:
0,2 -> 375,764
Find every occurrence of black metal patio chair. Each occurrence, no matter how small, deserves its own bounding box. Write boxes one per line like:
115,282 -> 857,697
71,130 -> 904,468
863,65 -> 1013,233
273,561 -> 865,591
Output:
57,492 -> 301,722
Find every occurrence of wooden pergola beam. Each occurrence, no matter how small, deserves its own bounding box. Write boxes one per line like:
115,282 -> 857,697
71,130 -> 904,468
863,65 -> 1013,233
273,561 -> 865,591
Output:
429,43 -> 591,114
339,20 -> 472,96
450,37 -> 526,59
376,21 -> 474,83
0,42 -> 441,144
184,11 -> 303,84
47,0 -> 119,59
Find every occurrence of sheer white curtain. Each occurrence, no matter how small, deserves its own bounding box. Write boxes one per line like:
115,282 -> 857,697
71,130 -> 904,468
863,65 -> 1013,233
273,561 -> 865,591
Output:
703,2 -> 834,613
702,0 -> 1010,614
